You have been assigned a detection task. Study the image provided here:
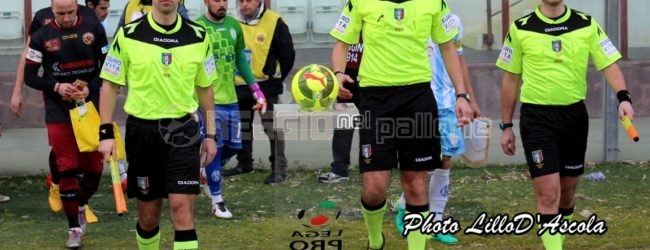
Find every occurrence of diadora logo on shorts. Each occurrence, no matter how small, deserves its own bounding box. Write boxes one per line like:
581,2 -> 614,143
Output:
415,156 -> 433,162
177,180 -> 199,185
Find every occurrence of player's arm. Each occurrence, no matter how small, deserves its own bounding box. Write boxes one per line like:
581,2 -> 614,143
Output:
602,64 -> 634,119
434,5 -> 471,124
197,39 -> 216,135
331,40 -> 353,99
235,28 -> 267,114
99,80 -> 119,125
589,20 -> 633,120
271,18 -> 295,82
329,0 -> 360,100
235,31 -> 255,86
439,41 -> 466,96
500,71 -> 520,125
196,83 -> 217,165
196,36 -> 218,164
10,38 -> 30,117
196,85 -> 216,137
97,79 -> 119,160
459,54 -> 481,117
23,38 -> 57,94
496,23 -> 523,124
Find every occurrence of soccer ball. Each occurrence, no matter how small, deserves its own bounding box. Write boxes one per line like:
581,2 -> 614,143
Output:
291,64 -> 339,111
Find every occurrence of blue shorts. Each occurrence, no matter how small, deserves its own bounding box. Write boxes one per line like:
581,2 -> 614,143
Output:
437,108 -> 465,156
198,104 -> 242,149
215,103 -> 242,149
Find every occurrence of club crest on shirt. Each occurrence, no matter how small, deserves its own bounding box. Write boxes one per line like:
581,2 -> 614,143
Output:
394,8 -> 404,21
161,53 -> 172,66
82,32 -> 95,45
44,38 -> 61,52
552,40 -> 562,53
531,149 -> 544,168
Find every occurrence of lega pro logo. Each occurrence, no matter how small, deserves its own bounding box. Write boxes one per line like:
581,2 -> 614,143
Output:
290,200 -> 343,250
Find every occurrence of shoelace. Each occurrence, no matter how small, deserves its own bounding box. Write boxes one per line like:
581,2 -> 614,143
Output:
218,203 -> 227,212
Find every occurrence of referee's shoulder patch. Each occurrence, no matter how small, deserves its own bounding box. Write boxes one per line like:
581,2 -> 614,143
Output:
498,45 -> 514,64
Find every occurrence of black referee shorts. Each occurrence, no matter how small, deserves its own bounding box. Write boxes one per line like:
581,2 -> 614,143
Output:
358,82 -> 442,172
520,101 -> 588,178
125,114 -> 202,201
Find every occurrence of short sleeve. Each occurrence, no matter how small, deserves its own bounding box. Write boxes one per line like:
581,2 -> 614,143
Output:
431,0 -> 458,44
589,20 -> 621,70
195,36 -> 217,88
100,28 -> 128,85
329,0 -> 362,45
452,14 -> 464,55
495,23 -> 523,74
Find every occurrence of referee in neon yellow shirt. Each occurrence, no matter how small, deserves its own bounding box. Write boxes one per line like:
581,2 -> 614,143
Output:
97,0 -> 217,248
497,1 -> 635,249
330,0 -> 473,249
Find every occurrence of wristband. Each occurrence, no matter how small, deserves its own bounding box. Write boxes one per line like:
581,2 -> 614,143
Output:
616,90 -> 631,105
250,83 -> 265,102
334,71 -> 344,75
205,134 -> 216,141
99,123 -> 114,141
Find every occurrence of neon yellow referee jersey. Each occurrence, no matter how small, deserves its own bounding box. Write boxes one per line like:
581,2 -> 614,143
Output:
100,13 -> 217,119
496,6 -> 621,105
330,0 -> 458,87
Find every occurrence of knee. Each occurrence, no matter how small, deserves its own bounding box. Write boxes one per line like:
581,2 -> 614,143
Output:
401,175 -> 427,193
138,218 -> 159,231
169,201 -> 191,215
138,209 -> 161,230
361,188 -> 387,206
536,190 -> 560,208
559,189 -> 576,207
58,169 -> 81,188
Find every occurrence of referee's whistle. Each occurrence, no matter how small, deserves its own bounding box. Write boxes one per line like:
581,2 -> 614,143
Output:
621,116 -> 639,142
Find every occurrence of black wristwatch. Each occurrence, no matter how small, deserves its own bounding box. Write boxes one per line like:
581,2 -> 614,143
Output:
499,122 -> 514,130
456,93 -> 471,102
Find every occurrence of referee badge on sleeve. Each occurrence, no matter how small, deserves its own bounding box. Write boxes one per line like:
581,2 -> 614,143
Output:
498,45 -> 513,64
204,55 -> 216,76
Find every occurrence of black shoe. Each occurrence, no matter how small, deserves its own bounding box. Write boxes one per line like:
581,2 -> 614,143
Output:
223,167 -> 253,177
367,233 -> 385,250
264,172 -> 287,184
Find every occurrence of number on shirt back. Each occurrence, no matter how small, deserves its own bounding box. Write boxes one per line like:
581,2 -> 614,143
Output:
346,52 -> 359,63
